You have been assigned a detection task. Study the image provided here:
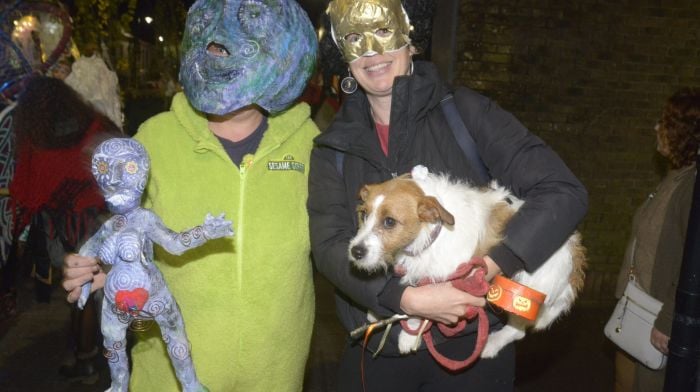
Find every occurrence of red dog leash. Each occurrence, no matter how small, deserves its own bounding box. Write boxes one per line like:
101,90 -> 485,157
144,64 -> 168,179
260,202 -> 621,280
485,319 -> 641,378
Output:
398,257 -> 491,371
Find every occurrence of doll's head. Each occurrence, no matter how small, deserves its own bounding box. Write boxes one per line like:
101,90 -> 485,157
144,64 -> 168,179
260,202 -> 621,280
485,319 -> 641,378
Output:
91,138 -> 150,214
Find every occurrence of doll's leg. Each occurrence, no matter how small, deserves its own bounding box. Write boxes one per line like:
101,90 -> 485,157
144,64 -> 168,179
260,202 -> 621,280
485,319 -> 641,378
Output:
154,297 -> 208,392
101,302 -> 130,392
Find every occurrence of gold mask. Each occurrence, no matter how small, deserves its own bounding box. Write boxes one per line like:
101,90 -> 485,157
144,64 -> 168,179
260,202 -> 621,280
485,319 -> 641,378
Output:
327,0 -> 412,62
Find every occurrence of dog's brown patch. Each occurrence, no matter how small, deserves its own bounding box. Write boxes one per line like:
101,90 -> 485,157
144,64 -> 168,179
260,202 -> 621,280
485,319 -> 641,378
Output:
418,196 -> 455,225
474,199 -> 514,257
567,233 -> 587,294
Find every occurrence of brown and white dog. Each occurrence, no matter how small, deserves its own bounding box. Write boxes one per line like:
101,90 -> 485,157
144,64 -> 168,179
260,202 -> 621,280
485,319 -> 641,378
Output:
349,165 -> 586,357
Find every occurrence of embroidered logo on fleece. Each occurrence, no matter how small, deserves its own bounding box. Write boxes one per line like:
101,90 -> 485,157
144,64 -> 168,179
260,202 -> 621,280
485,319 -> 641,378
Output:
267,154 -> 305,173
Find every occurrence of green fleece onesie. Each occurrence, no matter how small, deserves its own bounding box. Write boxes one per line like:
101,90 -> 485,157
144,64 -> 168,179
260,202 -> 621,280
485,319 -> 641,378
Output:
129,92 -> 318,391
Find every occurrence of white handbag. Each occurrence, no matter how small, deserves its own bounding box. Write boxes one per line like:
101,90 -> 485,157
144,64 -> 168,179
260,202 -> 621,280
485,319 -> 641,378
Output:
604,275 -> 667,370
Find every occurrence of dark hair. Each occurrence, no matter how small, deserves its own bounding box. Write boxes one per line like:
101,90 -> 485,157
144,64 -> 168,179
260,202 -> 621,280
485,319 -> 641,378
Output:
659,87 -> 700,169
13,75 -> 120,149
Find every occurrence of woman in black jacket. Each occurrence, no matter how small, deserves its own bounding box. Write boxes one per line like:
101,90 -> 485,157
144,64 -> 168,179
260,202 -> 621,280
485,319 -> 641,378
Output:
308,1 -> 588,390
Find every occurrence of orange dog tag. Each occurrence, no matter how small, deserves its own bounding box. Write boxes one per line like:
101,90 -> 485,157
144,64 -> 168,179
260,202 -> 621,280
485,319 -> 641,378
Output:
486,275 -> 546,321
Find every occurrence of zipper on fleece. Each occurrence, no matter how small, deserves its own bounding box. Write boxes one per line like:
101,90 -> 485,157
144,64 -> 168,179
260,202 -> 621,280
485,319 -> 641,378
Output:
235,155 -> 256,292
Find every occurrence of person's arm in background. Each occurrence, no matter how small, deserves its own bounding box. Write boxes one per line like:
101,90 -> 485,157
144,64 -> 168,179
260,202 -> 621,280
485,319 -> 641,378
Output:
650,171 -> 695,354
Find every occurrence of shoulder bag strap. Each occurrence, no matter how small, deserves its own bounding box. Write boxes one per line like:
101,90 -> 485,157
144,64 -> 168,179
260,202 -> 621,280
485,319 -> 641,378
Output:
439,94 -> 491,184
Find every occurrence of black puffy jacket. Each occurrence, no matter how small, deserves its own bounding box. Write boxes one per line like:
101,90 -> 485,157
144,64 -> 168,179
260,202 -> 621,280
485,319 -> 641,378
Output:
307,61 -> 588,354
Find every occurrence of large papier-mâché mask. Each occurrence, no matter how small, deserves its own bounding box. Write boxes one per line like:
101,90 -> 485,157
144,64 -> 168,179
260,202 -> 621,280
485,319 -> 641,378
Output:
327,0 -> 412,62
92,138 -> 150,215
179,0 -> 318,115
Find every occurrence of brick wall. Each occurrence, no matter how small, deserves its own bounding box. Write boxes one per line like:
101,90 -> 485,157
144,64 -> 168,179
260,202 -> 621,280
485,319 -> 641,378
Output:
452,1 -> 700,305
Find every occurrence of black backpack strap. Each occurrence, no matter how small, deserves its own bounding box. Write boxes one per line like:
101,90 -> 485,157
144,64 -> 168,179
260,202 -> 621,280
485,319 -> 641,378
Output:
334,94 -> 490,183
439,94 -> 491,184
335,149 -> 344,177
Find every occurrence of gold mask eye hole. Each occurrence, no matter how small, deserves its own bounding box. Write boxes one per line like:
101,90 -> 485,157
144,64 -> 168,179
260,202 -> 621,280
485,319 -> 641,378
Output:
344,33 -> 362,44
375,28 -> 392,38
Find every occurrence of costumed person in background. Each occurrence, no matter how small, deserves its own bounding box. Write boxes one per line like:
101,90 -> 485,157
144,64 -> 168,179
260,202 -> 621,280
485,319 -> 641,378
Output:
62,0 -> 319,390
307,0 -> 588,390
65,43 -> 123,130
614,87 -> 700,392
10,76 -> 121,381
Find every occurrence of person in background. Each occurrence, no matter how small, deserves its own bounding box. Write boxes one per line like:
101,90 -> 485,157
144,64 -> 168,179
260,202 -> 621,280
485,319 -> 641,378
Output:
64,43 -> 123,130
10,75 -> 121,382
307,0 -> 588,390
614,87 -> 699,392
62,0 -> 319,390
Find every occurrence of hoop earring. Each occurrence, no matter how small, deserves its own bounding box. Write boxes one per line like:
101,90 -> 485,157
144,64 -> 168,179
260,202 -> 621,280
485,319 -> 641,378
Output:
340,69 -> 358,94
408,60 -> 414,76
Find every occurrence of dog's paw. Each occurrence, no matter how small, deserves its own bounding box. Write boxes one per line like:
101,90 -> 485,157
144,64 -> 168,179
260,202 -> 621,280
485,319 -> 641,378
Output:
481,325 -> 526,358
480,339 -> 504,358
398,331 -> 418,354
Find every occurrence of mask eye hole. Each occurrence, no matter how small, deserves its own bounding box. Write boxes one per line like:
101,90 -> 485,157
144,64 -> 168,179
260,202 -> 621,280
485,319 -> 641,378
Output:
375,28 -> 392,38
344,33 -> 362,44
207,42 -> 230,57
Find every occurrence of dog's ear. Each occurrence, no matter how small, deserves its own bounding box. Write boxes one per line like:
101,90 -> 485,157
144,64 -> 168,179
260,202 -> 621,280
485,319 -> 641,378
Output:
358,185 -> 370,202
417,196 -> 455,225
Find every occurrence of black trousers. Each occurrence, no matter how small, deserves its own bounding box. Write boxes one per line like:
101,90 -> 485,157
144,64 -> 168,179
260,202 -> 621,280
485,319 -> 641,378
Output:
337,335 -> 515,392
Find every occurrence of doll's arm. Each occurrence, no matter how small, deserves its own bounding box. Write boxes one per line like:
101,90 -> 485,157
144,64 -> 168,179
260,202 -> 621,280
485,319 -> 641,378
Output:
146,211 -> 233,256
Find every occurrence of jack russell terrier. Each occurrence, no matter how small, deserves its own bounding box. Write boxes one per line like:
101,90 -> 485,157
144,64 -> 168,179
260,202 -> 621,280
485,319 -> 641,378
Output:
349,165 -> 586,358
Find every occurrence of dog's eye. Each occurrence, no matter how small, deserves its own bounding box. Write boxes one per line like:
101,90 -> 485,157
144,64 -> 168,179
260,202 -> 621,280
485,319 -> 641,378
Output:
383,217 -> 396,229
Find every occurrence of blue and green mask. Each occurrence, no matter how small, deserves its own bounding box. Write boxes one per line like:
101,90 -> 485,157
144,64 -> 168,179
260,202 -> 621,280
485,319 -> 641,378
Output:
179,0 -> 318,115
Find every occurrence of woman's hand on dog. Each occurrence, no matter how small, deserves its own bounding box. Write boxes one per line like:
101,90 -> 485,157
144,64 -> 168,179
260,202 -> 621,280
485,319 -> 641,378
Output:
62,254 -> 106,303
400,282 -> 486,325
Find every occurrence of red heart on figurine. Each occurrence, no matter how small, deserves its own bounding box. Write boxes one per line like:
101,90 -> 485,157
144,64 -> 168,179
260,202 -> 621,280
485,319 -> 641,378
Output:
115,288 -> 149,314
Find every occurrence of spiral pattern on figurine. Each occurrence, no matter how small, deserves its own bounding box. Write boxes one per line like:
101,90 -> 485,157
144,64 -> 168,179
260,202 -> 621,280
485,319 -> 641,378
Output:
179,231 -> 192,247
145,298 -> 166,316
169,341 -> 191,361
98,236 -> 118,264
192,226 -> 204,239
118,232 -> 141,262
108,269 -> 138,291
103,348 -> 119,363
104,340 -> 126,363
112,215 -> 127,231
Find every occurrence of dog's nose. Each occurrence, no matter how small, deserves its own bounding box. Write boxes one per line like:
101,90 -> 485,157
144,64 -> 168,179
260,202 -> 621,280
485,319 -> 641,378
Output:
351,245 -> 366,260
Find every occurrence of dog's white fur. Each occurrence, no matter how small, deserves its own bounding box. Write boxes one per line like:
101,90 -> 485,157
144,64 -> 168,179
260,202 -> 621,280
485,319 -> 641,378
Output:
349,165 -> 586,357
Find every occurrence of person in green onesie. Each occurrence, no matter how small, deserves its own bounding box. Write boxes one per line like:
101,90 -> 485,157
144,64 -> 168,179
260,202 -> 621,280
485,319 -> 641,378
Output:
61,0 -> 319,390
